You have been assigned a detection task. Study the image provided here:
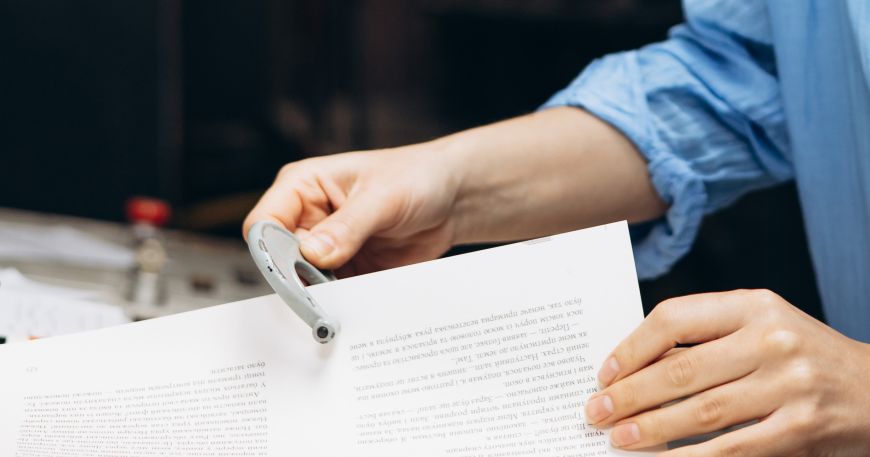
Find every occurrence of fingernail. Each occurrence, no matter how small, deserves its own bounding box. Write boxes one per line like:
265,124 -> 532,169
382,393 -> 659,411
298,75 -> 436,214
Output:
598,356 -> 620,387
301,232 -> 334,258
611,423 -> 640,447
585,395 -> 614,424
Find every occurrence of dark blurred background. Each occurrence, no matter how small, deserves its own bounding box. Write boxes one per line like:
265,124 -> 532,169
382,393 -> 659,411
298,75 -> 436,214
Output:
0,0 -> 823,320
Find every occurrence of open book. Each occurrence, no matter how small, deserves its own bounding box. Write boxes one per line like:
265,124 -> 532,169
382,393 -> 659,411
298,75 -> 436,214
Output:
0,221 -> 655,456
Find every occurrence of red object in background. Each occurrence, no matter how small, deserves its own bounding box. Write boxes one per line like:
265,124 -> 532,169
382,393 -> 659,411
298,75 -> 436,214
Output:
126,197 -> 172,227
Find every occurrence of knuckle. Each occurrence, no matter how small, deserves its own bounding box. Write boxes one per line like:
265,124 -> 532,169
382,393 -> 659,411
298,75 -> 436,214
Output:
613,337 -> 644,377
320,217 -> 358,255
652,298 -> 681,326
755,309 -> 787,330
787,403 -> 819,435
330,212 -> 357,235
751,289 -> 783,308
278,157 -> 320,178
714,442 -> 748,457
732,288 -> 756,299
761,329 -> 803,357
694,395 -> 726,427
665,353 -> 696,387
614,341 -> 637,372
787,359 -> 821,393
613,382 -> 639,411
638,416 -> 666,444
278,162 -> 299,177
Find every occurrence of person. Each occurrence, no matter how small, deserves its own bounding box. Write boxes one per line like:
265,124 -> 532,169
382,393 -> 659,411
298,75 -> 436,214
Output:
244,1 -> 870,455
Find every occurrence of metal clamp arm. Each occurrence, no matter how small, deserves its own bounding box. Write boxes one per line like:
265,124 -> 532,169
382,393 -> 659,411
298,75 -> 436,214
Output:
247,221 -> 338,343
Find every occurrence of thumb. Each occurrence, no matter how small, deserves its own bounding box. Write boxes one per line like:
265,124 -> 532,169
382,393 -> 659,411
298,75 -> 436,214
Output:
299,196 -> 388,269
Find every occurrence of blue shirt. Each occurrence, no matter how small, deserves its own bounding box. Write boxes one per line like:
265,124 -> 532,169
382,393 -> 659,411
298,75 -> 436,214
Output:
543,0 -> 870,342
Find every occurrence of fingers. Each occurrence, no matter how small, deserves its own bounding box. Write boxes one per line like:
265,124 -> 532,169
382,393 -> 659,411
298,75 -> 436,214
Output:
587,329 -> 758,426
243,158 -> 343,241
242,176 -> 313,240
655,347 -> 689,362
659,414 -> 792,457
300,194 -> 392,269
244,154 -> 401,269
599,291 -> 756,388
608,371 -> 776,450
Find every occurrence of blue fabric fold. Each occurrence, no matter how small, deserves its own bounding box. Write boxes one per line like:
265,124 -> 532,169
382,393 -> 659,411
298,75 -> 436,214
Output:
540,0 -> 870,342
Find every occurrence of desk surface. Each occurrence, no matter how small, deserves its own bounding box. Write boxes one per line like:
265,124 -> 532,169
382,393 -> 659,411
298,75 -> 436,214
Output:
0,207 -> 272,320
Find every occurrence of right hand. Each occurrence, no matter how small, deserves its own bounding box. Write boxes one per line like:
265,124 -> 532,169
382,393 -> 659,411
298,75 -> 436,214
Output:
244,108 -> 666,277
243,143 -> 462,277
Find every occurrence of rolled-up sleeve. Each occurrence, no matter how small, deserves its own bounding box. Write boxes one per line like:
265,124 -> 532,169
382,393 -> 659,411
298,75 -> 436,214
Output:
542,11 -> 794,279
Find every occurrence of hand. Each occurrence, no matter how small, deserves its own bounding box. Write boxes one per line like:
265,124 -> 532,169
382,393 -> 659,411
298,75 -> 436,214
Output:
243,144 -> 461,276
244,108 -> 666,276
585,289 -> 870,456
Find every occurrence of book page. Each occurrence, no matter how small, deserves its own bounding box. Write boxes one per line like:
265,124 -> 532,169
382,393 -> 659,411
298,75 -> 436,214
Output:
0,221 -> 656,456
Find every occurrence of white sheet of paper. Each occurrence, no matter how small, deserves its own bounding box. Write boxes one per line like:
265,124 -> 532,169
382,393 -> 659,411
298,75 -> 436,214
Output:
0,221 -> 656,456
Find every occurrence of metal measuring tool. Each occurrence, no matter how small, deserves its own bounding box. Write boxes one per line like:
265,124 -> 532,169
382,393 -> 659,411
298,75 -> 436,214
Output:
247,221 -> 338,343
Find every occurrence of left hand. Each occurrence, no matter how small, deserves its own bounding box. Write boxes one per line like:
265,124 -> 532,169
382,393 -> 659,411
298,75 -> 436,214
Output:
585,289 -> 870,456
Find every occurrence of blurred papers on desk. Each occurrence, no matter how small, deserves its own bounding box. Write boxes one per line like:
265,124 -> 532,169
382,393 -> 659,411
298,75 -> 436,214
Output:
0,268 -> 130,341
0,268 -> 101,300
0,220 -> 134,269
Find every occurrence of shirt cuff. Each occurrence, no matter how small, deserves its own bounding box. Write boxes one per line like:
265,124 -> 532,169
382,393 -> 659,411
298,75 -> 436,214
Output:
540,52 -> 708,280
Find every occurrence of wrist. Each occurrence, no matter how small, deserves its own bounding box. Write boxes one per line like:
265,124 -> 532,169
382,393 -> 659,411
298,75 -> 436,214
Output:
429,129 -> 491,246
381,133 -> 478,249
423,110 -> 586,246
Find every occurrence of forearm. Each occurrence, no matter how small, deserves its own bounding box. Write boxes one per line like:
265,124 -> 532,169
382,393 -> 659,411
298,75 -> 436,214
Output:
437,106 -> 666,244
